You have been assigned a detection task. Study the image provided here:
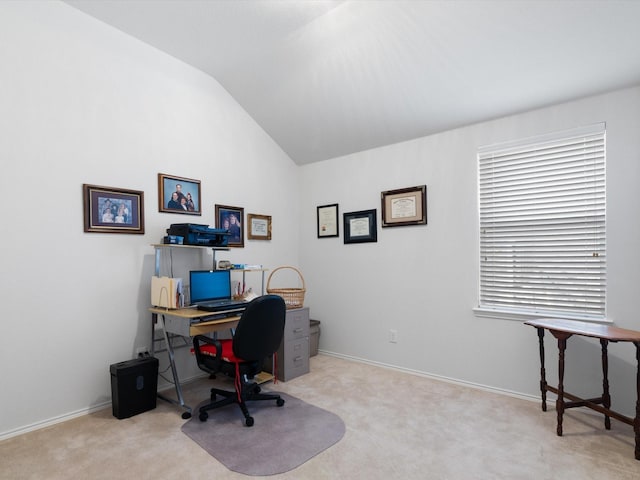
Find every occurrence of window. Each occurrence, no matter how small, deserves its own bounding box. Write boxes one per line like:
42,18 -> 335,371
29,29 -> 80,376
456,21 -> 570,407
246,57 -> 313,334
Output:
477,124 -> 606,321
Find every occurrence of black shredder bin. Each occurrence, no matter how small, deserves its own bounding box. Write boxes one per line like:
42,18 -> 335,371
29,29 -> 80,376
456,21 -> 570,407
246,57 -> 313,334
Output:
110,356 -> 159,419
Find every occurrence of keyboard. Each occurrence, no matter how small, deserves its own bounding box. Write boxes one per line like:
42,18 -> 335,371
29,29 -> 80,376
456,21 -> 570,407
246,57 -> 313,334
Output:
195,299 -> 247,312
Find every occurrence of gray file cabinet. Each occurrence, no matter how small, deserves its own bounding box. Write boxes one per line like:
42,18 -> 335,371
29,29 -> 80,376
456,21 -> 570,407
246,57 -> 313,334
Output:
275,307 -> 310,381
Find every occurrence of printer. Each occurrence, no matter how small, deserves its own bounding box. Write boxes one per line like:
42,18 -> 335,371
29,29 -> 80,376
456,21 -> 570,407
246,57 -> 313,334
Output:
166,223 -> 230,247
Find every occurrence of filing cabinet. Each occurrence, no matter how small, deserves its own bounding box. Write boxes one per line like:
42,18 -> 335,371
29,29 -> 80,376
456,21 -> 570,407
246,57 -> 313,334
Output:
275,307 -> 310,381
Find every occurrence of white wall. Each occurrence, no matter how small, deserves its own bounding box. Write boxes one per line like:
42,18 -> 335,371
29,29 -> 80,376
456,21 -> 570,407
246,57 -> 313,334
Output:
3,1 -> 640,440
300,86 -> 640,415
0,2 -> 299,438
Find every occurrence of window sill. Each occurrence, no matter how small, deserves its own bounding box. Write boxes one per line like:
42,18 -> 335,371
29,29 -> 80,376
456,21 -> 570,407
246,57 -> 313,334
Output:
473,306 -> 611,324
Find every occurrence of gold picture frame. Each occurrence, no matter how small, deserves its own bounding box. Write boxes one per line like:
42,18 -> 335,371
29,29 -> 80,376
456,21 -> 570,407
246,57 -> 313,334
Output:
83,184 -> 144,234
247,213 -> 272,240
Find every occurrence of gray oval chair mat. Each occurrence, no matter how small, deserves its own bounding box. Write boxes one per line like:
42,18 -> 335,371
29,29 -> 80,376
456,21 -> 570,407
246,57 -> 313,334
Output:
181,391 -> 346,476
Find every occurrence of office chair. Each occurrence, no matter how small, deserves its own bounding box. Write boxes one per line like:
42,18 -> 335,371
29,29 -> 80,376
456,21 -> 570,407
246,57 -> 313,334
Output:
192,294 -> 286,427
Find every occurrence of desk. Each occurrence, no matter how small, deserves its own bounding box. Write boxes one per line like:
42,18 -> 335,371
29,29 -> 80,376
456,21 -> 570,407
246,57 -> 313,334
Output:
525,318 -> 640,460
149,307 -> 240,419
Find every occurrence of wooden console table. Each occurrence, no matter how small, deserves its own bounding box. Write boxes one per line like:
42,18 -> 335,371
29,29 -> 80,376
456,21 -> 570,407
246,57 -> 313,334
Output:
524,318 -> 640,460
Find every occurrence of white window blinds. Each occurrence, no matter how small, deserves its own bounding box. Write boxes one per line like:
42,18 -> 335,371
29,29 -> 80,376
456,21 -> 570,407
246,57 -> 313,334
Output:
478,124 -> 606,321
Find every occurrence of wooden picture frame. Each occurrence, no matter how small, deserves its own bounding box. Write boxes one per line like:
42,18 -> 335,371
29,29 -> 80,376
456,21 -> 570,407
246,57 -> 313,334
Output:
343,209 -> 377,244
247,213 -> 272,240
381,185 -> 427,227
158,173 -> 201,215
317,203 -> 339,238
215,204 -> 244,247
83,184 -> 144,234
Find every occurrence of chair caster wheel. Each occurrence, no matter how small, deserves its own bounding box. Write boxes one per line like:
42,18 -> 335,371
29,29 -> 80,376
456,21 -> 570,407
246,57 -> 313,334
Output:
277,398 -> 285,407
245,416 -> 254,427
182,411 -> 192,420
199,411 -> 208,422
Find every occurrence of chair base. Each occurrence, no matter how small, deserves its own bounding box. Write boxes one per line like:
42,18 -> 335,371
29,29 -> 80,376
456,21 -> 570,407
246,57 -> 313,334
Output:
198,382 -> 285,427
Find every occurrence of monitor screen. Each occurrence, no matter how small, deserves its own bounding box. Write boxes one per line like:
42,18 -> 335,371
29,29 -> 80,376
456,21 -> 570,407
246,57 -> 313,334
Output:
189,270 -> 231,303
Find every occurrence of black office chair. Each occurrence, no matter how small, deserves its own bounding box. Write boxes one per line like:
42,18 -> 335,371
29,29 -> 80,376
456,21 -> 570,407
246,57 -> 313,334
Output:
192,294 -> 286,427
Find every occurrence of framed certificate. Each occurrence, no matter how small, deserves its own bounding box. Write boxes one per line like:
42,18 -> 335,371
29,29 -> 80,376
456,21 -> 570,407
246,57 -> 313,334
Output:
343,209 -> 377,244
317,203 -> 339,238
381,185 -> 427,227
247,213 -> 272,240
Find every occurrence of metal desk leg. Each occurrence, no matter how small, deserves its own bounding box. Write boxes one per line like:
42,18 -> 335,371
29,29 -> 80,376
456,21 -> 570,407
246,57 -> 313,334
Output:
156,313 -> 192,419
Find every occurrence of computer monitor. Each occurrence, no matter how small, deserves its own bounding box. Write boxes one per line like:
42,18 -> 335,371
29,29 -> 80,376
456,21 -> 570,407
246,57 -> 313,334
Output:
189,270 -> 232,304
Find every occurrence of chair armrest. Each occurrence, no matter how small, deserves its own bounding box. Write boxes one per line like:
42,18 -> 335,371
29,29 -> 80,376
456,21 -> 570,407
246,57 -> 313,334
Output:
193,335 -> 223,369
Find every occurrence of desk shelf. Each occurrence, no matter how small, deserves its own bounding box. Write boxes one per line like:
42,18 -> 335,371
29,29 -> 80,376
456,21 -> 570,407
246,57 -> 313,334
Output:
151,244 -> 267,294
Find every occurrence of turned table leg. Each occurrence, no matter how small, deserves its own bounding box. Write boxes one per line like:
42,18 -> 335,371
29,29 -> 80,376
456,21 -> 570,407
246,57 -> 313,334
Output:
600,338 -> 611,430
634,342 -> 640,460
536,327 -> 548,411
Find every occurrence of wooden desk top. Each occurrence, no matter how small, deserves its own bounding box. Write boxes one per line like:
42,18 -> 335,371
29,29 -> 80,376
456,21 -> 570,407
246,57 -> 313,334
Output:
525,318 -> 640,342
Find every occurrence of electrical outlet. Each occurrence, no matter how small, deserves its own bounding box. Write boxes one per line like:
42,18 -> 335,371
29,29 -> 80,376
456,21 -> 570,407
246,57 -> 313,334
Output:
389,329 -> 398,343
136,346 -> 149,357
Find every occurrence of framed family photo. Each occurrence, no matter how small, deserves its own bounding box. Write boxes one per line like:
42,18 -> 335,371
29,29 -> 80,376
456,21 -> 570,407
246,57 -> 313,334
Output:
215,204 -> 244,247
381,185 -> 427,227
317,203 -> 339,238
158,173 -> 201,215
247,213 -> 272,240
83,184 -> 144,234
343,209 -> 377,244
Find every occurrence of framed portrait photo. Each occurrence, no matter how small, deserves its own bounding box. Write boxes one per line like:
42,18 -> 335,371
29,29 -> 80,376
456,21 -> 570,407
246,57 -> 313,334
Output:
381,185 -> 427,227
343,209 -> 377,244
158,173 -> 201,215
247,213 -> 272,240
215,204 -> 244,247
83,184 -> 144,234
317,203 -> 339,238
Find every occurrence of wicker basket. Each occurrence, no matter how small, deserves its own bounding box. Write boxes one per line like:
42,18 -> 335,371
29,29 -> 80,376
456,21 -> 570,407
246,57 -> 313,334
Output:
266,266 -> 306,309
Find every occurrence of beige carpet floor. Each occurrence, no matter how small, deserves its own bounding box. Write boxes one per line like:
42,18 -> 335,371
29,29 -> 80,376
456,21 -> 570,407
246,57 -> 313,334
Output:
1,354 -> 639,479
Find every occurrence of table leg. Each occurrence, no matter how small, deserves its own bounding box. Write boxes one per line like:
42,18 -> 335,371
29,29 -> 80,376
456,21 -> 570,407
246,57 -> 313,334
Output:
600,338 -> 611,430
556,335 -> 568,437
634,342 -> 640,460
536,327 -> 548,411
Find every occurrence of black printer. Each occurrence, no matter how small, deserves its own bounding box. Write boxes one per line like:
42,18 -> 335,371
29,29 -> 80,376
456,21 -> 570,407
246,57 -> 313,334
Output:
166,223 -> 230,247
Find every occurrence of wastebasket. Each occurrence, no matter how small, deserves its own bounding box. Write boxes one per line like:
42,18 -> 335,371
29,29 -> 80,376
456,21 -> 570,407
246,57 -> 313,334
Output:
310,319 -> 321,357
110,356 -> 158,419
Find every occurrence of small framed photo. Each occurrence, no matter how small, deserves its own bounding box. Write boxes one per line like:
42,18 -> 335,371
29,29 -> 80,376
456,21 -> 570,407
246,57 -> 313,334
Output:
343,209 -> 377,244
317,203 -> 339,238
158,173 -> 201,215
247,213 -> 272,240
215,204 -> 244,247
381,185 -> 427,227
83,184 -> 144,234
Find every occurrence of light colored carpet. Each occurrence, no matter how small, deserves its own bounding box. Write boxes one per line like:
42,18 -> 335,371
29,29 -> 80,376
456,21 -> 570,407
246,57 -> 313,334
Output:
181,392 -> 345,475
1,354 -> 639,479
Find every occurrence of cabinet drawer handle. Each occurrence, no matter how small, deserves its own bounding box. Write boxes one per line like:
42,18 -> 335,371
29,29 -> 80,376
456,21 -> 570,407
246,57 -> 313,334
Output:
294,356 -> 302,362
293,328 -> 303,334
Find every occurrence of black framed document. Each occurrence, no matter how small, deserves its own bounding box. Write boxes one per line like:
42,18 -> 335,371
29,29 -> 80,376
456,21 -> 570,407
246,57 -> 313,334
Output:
317,203 -> 339,238
343,209 -> 377,244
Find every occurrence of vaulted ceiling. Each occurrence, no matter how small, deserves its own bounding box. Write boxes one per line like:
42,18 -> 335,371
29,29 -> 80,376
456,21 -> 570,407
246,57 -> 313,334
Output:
65,0 -> 640,165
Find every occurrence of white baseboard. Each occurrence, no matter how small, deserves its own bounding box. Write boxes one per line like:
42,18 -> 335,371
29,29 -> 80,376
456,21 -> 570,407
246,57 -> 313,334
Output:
0,373 -> 208,442
317,349 -> 541,404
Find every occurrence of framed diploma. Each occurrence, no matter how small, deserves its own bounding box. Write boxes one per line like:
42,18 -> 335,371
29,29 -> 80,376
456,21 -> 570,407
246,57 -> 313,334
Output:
247,213 -> 272,240
317,203 -> 339,238
381,185 -> 427,227
343,209 -> 377,244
